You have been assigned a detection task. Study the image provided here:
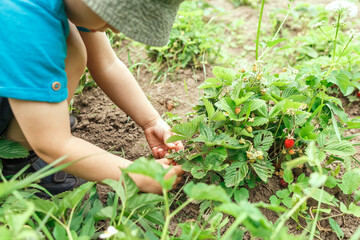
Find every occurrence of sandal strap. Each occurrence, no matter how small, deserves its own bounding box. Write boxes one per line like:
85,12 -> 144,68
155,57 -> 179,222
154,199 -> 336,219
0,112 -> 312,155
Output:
31,156 -> 69,183
31,157 -> 47,171
53,171 -> 67,183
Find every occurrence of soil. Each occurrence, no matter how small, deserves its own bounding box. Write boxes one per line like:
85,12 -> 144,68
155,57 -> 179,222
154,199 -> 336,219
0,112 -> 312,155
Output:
72,0 -> 360,239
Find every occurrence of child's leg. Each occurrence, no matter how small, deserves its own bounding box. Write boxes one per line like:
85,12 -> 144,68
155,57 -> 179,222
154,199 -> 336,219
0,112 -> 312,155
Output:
5,22 -> 87,147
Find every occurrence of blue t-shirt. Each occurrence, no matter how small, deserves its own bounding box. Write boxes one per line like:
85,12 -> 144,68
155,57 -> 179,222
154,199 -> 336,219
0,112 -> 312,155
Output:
0,0 -> 69,103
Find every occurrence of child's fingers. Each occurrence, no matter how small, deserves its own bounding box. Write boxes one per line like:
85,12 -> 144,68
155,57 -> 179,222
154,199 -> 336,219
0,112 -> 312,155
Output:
157,148 -> 166,158
152,147 -> 166,159
165,140 -> 184,152
152,147 -> 159,158
165,142 -> 176,149
172,165 -> 185,176
157,160 -> 184,176
174,141 -> 184,151
157,158 -> 172,165
174,176 -> 182,185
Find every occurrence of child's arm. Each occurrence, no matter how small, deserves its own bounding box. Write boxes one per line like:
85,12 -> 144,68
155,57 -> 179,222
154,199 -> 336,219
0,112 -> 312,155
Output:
79,31 -> 183,157
9,98 -> 184,194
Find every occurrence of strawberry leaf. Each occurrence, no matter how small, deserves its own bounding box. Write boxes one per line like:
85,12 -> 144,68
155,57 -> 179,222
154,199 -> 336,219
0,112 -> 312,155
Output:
338,170 -> 360,195
212,66 -> 236,85
323,141 -> 356,156
224,161 -> 248,187
329,218 -> 344,239
254,131 -> 274,152
184,182 -> 231,203
251,161 -> 274,182
0,139 -> 29,159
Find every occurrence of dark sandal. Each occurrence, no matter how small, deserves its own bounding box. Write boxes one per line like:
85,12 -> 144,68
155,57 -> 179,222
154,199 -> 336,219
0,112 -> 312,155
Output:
2,151 -> 87,198
69,114 -> 78,132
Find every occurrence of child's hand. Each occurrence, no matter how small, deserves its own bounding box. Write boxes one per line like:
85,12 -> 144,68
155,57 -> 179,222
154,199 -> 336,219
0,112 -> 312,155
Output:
144,118 -> 184,158
131,158 -> 185,194
156,158 -> 184,183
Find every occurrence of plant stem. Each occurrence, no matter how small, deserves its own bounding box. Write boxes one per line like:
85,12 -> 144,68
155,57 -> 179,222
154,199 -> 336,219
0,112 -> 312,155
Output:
332,13 -> 341,63
50,214 -> 73,240
220,214 -> 246,240
117,198 -> 127,226
163,189 -> 170,218
160,188 -> 170,240
259,1 -> 294,60
274,115 -> 284,137
111,193 -> 119,226
123,209 -> 136,225
67,207 -> 76,230
293,218 -> 322,240
319,27 -> 331,39
271,194 -> 310,239
326,13 -> 342,77
320,213 -> 344,221
255,0 -> 266,61
317,86 -> 326,118
33,212 -> 54,240
336,36 -> 353,63
309,186 -> 325,240
160,198 -> 193,240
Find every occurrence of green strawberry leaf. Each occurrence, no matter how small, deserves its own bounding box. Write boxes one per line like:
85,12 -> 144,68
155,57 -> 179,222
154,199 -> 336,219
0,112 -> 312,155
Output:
0,139 -> 29,159
184,182 -> 231,203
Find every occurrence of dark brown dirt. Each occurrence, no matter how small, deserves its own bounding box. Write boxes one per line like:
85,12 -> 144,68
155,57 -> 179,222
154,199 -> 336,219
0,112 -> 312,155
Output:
72,0 -> 360,239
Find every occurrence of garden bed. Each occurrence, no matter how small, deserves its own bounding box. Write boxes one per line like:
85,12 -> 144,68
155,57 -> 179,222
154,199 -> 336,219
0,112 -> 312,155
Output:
0,0 -> 357,239
71,1 -> 360,238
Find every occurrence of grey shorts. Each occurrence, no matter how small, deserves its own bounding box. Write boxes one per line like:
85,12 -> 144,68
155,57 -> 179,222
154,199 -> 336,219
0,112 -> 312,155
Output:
0,97 -> 13,136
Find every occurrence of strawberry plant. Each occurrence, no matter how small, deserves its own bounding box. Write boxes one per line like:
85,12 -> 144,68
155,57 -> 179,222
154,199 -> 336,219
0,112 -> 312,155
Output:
166,0 -> 358,192
1,1 -> 360,239
268,2 -> 360,102
168,63 -> 356,187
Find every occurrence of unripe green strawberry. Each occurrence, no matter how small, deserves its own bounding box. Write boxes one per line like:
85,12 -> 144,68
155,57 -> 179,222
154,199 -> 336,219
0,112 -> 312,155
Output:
253,64 -> 257,72
246,126 -> 253,133
288,149 -> 295,155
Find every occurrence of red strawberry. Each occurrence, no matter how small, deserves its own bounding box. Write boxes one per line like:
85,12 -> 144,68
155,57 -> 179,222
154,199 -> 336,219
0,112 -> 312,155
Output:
284,139 -> 295,149
357,92 -> 360,97
280,178 -> 288,188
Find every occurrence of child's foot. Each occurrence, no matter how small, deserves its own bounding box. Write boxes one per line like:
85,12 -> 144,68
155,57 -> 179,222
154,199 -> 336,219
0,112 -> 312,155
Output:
1,114 -> 84,198
1,151 -> 87,198
70,114 -> 78,132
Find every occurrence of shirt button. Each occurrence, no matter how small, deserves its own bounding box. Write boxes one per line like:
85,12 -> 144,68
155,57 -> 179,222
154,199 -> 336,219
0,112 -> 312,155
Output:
52,81 -> 61,91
